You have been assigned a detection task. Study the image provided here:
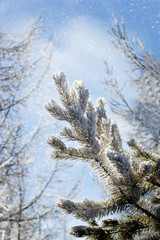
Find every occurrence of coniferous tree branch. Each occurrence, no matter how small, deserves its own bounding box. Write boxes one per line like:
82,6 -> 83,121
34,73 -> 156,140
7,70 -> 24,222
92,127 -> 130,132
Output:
46,72 -> 160,239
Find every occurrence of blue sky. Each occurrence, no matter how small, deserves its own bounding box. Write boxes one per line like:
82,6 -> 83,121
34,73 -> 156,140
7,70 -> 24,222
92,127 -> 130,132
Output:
1,0 -> 160,39
1,0 -> 159,98
1,0 -> 160,233
1,0 -> 160,86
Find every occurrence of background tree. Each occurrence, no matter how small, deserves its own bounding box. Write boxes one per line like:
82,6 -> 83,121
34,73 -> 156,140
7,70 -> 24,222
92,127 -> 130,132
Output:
45,72 -> 160,240
0,20 -> 76,239
103,18 -> 160,152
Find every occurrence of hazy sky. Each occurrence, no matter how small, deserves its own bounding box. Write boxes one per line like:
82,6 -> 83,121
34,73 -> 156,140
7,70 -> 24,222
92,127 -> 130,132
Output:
1,0 -> 160,200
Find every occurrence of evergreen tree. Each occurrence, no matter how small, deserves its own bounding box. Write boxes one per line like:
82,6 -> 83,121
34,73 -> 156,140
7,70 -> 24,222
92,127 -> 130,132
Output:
103,18 -> 160,152
46,72 -> 160,240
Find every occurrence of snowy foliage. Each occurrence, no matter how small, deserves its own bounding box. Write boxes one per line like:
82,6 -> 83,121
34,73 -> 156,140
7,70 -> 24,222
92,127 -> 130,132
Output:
104,17 -> 160,152
46,72 -> 160,240
0,23 -> 69,240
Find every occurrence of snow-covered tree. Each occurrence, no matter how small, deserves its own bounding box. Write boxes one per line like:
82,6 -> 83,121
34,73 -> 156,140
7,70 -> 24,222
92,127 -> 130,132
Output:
0,21 -> 75,239
103,18 -> 160,152
46,72 -> 160,240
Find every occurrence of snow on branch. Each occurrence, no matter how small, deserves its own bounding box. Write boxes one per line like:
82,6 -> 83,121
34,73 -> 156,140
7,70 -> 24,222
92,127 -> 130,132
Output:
46,72 -> 160,239
46,73 -> 143,202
